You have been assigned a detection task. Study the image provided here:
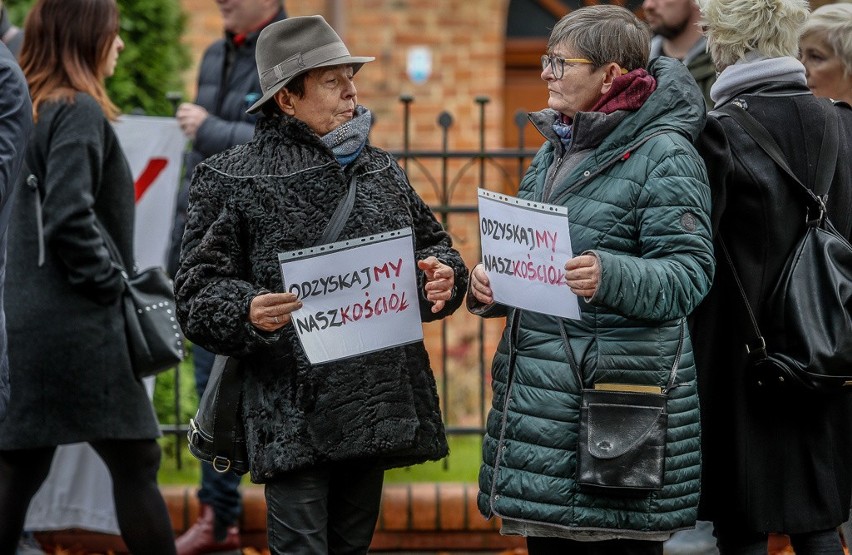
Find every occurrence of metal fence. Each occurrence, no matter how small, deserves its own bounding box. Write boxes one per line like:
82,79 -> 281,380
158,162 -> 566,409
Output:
161,96 -> 539,468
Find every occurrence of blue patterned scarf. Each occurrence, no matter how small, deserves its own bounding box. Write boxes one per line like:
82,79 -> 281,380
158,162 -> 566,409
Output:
320,105 -> 372,166
552,116 -> 573,150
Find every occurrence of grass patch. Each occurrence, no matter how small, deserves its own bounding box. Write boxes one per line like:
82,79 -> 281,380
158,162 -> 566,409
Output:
385,434 -> 481,483
158,434 -> 482,485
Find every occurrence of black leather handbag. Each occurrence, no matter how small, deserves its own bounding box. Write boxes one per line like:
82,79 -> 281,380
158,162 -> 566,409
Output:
565,321 -> 684,492
122,266 -> 185,377
100,232 -> 185,378
188,354 -> 249,474
187,176 -> 359,475
715,101 -> 852,394
578,389 -> 667,491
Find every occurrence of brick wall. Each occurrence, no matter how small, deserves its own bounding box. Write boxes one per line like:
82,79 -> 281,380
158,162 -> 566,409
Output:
178,0 -> 508,154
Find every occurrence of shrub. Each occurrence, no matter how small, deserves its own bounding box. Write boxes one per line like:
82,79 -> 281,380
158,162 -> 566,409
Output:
5,0 -> 188,116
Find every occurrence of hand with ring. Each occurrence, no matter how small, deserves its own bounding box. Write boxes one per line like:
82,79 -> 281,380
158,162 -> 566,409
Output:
249,292 -> 302,332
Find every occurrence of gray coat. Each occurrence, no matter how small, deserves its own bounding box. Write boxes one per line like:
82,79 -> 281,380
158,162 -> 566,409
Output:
0,93 -> 160,449
0,41 -> 31,422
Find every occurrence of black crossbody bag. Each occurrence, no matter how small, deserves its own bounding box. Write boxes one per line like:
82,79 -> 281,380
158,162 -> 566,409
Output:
188,176 -> 358,475
713,100 -> 852,394
564,320 -> 685,493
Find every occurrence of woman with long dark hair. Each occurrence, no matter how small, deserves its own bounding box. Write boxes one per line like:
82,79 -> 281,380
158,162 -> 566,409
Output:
0,1 -> 176,552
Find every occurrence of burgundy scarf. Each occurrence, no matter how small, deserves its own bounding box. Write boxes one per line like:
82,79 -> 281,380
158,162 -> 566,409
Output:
589,68 -> 657,115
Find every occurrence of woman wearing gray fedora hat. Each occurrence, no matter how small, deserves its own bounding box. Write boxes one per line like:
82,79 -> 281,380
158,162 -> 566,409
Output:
174,14 -> 469,555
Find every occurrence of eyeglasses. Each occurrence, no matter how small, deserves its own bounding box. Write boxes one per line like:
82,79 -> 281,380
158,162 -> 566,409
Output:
541,55 -> 594,79
541,55 -> 629,78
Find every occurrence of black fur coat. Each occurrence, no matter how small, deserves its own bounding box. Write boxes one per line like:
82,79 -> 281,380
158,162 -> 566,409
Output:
175,113 -> 468,482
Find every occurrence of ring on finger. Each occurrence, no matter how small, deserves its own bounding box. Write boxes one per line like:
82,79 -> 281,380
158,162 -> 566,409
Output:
273,316 -> 280,324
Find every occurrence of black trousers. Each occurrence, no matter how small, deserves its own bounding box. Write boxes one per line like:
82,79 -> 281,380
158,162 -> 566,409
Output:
527,536 -> 664,555
714,525 -> 844,555
0,439 -> 176,554
264,462 -> 384,555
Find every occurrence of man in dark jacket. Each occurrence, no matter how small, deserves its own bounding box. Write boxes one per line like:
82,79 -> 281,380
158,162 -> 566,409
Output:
170,2 -> 286,554
643,0 -> 716,110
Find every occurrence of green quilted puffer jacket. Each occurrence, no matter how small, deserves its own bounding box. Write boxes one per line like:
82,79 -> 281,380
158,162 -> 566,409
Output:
477,57 -> 715,535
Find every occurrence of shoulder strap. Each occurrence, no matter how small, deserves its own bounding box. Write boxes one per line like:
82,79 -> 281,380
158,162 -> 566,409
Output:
717,237 -> 766,356
558,318 -> 685,393
316,175 -> 357,246
712,101 -> 839,211
95,219 -> 129,276
711,100 -> 841,357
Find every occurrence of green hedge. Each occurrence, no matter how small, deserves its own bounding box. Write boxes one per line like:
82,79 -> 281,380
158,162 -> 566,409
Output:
6,0 -> 188,116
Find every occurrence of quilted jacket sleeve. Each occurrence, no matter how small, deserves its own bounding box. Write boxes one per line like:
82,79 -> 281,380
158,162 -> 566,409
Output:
590,136 -> 715,321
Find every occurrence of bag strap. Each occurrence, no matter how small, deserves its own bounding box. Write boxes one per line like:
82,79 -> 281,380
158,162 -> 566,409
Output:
211,354 -> 243,473
97,222 -> 130,276
711,100 -> 841,356
317,175 -> 357,246
712,101 -> 839,216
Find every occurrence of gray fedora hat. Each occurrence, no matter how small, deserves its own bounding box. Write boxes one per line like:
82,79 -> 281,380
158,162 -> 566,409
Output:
247,15 -> 375,114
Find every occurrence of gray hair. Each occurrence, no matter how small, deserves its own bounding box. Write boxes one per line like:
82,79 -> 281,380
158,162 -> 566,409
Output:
698,0 -> 809,70
801,3 -> 852,78
547,5 -> 650,72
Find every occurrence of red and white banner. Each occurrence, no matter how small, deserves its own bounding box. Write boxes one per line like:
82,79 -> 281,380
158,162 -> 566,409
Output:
112,115 -> 186,269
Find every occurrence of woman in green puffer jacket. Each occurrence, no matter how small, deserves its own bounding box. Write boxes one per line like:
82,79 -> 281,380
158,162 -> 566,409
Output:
467,5 -> 715,554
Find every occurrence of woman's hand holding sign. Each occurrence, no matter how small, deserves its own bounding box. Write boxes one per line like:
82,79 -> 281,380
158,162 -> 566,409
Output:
250,292 -> 303,332
469,264 -> 494,305
565,254 -> 600,299
419,256 -> 455,313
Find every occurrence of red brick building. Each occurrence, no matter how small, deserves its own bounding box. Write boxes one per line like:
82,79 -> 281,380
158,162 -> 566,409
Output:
179,0 -> 841,152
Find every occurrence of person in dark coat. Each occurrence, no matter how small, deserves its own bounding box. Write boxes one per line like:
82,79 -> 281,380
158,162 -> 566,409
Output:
169,3 -> 286,553
0,1 -> 175,553
691,0 -> 852,553
0,40 -> 30,424
174,15 -> 468,555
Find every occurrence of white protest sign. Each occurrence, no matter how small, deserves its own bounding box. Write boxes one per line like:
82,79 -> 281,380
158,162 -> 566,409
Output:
112,115 -> 186,269
478,188 -> 580,319
279,228 -> 423,364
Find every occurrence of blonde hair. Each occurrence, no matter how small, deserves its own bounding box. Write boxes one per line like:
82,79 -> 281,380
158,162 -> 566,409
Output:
801,4 -> 852,78
697,0 -> 809,70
